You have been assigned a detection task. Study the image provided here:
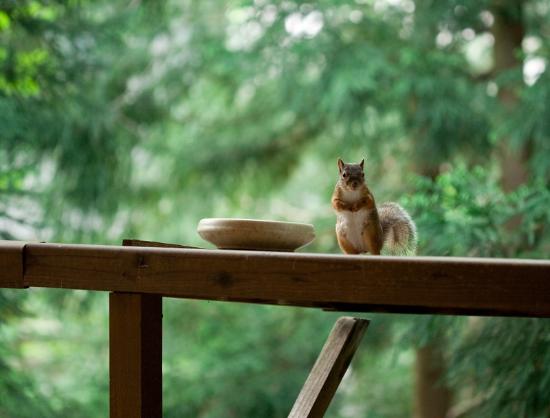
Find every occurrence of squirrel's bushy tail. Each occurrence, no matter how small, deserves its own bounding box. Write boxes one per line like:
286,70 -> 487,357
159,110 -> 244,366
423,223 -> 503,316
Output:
379,202 -> 417,256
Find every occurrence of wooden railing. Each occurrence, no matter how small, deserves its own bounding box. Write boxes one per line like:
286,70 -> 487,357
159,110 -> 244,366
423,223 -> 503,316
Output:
1,240 -> 549,417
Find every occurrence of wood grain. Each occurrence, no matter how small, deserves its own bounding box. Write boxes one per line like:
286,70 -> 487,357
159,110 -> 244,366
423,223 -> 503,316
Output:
122,239 -> 201,249
5,242 -> 550,317
288,317 -> 369,418
109,293 -> 162,418
0,240 -> 27,288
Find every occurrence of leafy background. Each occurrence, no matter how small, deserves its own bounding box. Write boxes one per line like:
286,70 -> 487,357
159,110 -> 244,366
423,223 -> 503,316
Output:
1,0 -> 549,417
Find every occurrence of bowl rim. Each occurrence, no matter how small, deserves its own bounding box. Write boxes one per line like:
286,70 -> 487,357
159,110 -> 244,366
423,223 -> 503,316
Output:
198,217 -> 314,228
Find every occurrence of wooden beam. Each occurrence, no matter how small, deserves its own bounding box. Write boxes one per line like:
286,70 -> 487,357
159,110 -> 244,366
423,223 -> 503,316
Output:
109,293 -> 162,418
5,242 -> 550,317
0,240 -> 27,288
288,317 -> 369,418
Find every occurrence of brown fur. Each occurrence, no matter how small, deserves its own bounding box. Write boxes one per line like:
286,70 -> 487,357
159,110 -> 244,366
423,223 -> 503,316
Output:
332,159 -> 417,255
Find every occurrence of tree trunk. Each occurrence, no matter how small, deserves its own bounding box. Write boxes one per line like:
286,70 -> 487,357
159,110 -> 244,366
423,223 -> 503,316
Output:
411,5 -> 527,418
414,344 -> 452,418
491,1 -> 528,192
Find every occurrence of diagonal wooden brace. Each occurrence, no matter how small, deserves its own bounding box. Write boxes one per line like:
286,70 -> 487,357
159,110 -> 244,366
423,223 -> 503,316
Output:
288,317 -> 369,418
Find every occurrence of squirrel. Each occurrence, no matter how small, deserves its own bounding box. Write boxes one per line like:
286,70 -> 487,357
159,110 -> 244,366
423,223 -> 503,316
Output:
331,158 -> 417,255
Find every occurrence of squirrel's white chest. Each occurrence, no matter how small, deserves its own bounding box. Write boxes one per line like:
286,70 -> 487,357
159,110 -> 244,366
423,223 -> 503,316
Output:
336,209 -> 370,252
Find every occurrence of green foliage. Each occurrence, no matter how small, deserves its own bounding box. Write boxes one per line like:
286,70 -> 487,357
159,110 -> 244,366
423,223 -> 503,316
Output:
0,290 -> 57,418
448,318 -> 550,418
163,302 -> 339,417
1,0 -> 549,417
406,165 -> 550,257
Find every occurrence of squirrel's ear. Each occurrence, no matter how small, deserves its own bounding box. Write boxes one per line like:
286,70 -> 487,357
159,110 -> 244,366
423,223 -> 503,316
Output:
359,159 -> 364,170
337,158 -> 344,173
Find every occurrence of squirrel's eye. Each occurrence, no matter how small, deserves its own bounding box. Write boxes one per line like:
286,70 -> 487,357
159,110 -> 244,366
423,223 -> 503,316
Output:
342,173 -> 347,178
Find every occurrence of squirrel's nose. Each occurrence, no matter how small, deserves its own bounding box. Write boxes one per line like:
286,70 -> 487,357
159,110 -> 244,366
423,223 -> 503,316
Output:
352,181 -> 358,188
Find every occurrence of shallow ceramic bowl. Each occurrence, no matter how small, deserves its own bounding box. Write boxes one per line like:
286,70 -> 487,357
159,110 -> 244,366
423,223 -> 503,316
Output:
197,218 -> 315,251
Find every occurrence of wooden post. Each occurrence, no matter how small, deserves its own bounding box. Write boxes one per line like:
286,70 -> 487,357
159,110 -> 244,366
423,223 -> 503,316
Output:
110,237 -> 164,417
288,317 -> 369,418
110,292 -> 162,418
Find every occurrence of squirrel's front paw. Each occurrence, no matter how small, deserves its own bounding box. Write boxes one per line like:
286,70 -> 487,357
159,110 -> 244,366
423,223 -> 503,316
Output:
352,199 -> 368,211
